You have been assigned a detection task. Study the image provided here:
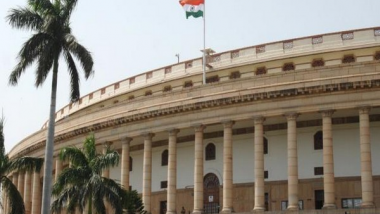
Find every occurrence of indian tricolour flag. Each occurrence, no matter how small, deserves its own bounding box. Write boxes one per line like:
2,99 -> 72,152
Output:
179,0 -> 204,19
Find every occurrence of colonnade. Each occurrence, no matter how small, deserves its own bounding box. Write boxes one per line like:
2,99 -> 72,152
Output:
4,107 -> 375,214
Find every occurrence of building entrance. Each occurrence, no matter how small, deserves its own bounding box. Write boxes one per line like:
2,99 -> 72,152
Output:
203,173 -> 220,214
315,190 -> 324,209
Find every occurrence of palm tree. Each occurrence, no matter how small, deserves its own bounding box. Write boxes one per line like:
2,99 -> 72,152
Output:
0,116 -> 44,214
7,1 -> 94,213
51,134 -> 144,214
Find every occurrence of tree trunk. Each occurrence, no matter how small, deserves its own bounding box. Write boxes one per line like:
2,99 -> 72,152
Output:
41,58 -> 59,214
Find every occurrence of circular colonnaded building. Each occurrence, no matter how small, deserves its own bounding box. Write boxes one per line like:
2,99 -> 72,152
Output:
7,27 -> 380,214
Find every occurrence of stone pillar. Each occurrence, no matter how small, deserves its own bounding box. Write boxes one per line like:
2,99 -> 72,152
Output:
285,113 -> 299,210
55,157 -> 63,181
12,172 -> 18,188
167,129 -> 179,214
321,110 -> 336,209
193,124 -> 205,214
31,171 -> 41,214
221,120 -> 234,214
121,137 -> 132,190
253,116 -> 265,212
18,171 -> 25,199
24,172 -> 32,214
142,133 -> 154,214
359,107 -> 374,208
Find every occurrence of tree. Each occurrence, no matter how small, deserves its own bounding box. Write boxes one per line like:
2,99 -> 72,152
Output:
51,134 -> 144,214
0,116 -> 44,214
7,1 -> 94,213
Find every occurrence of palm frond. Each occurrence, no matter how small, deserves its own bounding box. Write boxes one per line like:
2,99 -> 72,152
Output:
83,134 -> 96,161
1,176 -> 25,214
0,116 -> 5,158
34,42 -> 59,87
59,146 -> 88,167
52,167 -> 91,196
27,0 -> 55,17
91,151 -> 120,175
61,0 -> 78,22
63,50 -> 80,102
65,36 -> 94,79
8,33 -> 51,86
122,190 -> 146,214
8,156 -> 43,174
7,7 -> 43,31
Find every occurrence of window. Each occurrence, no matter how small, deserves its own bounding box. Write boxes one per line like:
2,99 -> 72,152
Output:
114,83 -> 120,90
283,41 -> 293,49
160,181 -> 168,189
375,52 -> 380,61
312,59 -> 325,67
312,36 -> 323,44
128,95 -> 135,100
79,98 -> 82,105
256,67 -> 267,75
256,45 -> 265,54
314,167 -> 323,175
265,193 -> 269,211
130,77 -> 135,84
101,88 -> 106,95
264,171 -> 268,179
264,137 -> 268,154
184,81 -> 193,88
145,90 -> 152,96
342,32 -> 354,40
146,72 -> 153,79
163,85 -> 172,93
165,67 -> 172,74
206,75 -> 219,84
342,198 -> 362,209
314,131 -> 323,150
283,63 -> 295,71
89,93 -> 93,100
205,143 -> 216,161
229,71 -> 241,79
161,150 -> 168,166
342,55 -> 355,64
231,51 -> 240,59
129,156 -> 133,171
185,61 -> 193,69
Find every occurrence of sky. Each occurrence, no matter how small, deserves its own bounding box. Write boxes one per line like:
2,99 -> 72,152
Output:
1,0 -> 380,152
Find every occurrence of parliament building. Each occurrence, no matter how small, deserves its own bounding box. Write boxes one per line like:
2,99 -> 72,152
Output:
6,27 -> 380,214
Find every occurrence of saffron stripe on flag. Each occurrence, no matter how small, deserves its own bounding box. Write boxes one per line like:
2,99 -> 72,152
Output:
179,0 -> 204,6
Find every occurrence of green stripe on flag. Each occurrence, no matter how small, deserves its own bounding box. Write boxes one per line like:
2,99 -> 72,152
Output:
186,10 -> 203,19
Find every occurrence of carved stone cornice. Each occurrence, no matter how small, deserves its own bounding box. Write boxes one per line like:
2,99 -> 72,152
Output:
11,77 -> 380,158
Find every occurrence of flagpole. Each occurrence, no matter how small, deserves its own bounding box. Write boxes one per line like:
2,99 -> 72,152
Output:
202,0 -> 206,85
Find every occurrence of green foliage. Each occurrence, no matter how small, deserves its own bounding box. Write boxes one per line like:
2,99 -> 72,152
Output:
7,0 -> 94,102
52,134 -> 145,214
0,116 -> 43,214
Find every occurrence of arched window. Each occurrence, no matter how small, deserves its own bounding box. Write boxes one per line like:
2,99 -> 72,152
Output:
129,156 -> 133,171
264,137 -> 268,154
161,150 -> 168,166
205,143 -> 216,161
314,131 -> 323,150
